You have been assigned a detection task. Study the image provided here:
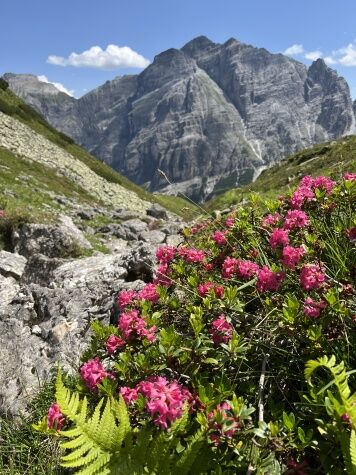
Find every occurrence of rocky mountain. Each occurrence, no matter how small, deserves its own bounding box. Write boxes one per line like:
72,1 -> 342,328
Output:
4,36 -> 356,200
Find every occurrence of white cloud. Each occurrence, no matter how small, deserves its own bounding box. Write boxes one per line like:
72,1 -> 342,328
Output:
335,43 -> 356,66
47,44 -> 150,70
37,75 -> 74,96
304,50 -> 323,61
324,56 -> 337,65
283,44 -> 304,55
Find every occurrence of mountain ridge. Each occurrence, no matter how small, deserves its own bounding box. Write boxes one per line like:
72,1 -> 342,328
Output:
4,35 -> 356,200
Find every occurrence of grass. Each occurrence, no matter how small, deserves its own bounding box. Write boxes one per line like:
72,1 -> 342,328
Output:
0,377 -> 65,475
0,84 -> 199,221
205,135 -> 356,210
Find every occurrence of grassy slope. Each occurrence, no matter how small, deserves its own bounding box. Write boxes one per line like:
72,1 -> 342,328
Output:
206,135 -> 356,210
0,81 -> 199,220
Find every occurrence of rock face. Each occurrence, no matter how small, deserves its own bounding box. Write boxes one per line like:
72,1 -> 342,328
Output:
0,210 -> 182,415
4,36 -> 355,200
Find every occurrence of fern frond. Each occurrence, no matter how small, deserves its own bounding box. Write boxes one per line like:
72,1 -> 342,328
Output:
174,429 -> 205,474
54,370 -> 133,474
350,430 -> 356,473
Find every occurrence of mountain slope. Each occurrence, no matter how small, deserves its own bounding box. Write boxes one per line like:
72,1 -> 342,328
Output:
4,36 -> 355,200
205,135 -> 356,210
0,79 -> 198,220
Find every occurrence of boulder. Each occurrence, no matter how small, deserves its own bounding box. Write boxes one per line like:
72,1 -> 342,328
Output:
0,250 -> 27,279
146,204 -> 169,220
12,215 -> 92,258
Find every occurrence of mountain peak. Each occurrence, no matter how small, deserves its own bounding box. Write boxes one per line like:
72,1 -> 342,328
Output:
181,35 -> 216,54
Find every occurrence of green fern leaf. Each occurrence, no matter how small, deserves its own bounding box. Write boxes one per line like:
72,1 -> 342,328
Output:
350,430 -> 356,472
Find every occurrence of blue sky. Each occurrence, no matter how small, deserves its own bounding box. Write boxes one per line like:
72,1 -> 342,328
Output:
1,0 -> 356,98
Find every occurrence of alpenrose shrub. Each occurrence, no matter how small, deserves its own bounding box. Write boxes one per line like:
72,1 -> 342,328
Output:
35,174 -> 356,474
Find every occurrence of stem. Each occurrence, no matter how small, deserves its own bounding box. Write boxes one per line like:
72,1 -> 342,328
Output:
258,356 -> 267,423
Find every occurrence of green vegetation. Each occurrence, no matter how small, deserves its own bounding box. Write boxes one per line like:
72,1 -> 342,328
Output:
0,377 -> 63,475
0,84 -> 199,221
206,135 -> 356,210
32,174 -> 355,473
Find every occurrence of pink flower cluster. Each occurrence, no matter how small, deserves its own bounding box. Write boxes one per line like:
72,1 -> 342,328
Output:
80,357 -> 110,391
106,335 -> 125,354
120,376 -> 193,430
118,309 -> 156,343
210,315 -> 233,345
190,222 -> 207,234
300,264 -> 325,291
208,402 -> 240,446
154,262 -> 172,287
269,228 -> 289,249
117,289 -> 137,309
47,402 -> 65,430
156,246 -> 175,264
225,217 -> 235,228
0,210 -> 6,218
212,230 -> 228,246
138,283 -> 160,303
283,210 -> 309,230
303,297 -> 326,318
261,213 -> 281,228
344,172 -> 356,181
236,259 -> 259,279
179,247 -> 206,263
281,246 -> 305,270
198,282 -> 224,298
222,257 -> 238,278
290,175 -> 336,209
257,266 -> 285,293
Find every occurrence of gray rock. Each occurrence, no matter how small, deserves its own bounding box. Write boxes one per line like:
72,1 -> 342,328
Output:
146,204 -> 168,220
0,274 -> 20,307
0,250 -> 27,279
139,230 -> 166,244
52,253 -> 128,290
166,234 -> 184,247
122,218 -> 148,234
13,215 -> 92,258
77,209 -> 96,220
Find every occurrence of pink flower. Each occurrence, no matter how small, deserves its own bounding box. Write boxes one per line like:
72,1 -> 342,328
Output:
225,217 -> 235,228
222,257 -> 238,279
283,210 -> 309,230
198,282 -> 215,297
303,297 -> 326,318
156,246 -> 175,264
210,315 -> 233,345
106,335 -> 125,354
300,264 -> 325,291
261,213 -> 281,228
154,263 -> 172,287
80,358 -> 110,391
344,172 -> 356,181
117,290 -> 137,309
290,186 -> 315,209
281,245 -> 305,269
212,230 -> 228,245
236,259 -> 259,279
137,376 -> 192,430
346,227 -> 356,242
179,247 -> 205,263
269,228 -> 289,249
47,402 -> 65,430
208,402 -> 240,446
257,266 -> 285,293
313,176 -> 336,194
138,283 -> 160,303
0,210 -> 6,218
120,386 -> 138,404
198,282 -> 225,298
118,309 -> 157,343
